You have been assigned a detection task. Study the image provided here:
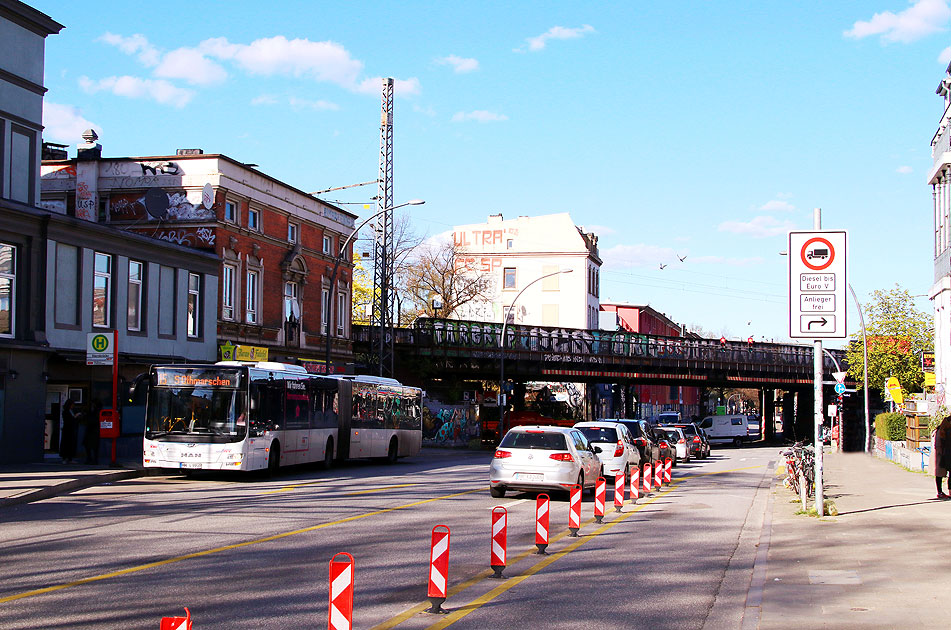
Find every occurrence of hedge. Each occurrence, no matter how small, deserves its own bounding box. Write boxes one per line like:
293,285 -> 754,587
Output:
874,412 -> 906,441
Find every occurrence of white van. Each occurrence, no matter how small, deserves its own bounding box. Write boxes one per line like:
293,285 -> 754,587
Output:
698,414 -> 749,446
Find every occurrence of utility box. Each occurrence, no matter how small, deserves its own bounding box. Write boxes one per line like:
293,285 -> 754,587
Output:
99,409 -> 120,439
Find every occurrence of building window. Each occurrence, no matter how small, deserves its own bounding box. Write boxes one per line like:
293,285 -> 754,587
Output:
248,207 -> 260,231
284,281 -> 300,322
507,239 -> 514,249
0,243 -> 15,337
503,267 -> 516,289
187,273 -> 201,337
246,270 -> 259,324
222,264 -> 235,320
158,266 -> 176,335
55,243 -> 79,326
321,287 -> 330,334
93,252 -> 112,328
128,260 -> 143,331
288,222 -> 299,244
224,201 -> 236,223
9,126 -> 36,204
337,290 -> 346,335
323,234 -> 333,255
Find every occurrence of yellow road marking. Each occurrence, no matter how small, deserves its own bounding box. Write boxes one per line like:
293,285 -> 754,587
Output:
677,464 -> 764,480
0,487 -> 481,605
347,484 -> 418,496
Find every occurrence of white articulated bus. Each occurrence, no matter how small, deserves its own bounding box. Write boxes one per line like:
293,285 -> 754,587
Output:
143,362 -> 422,474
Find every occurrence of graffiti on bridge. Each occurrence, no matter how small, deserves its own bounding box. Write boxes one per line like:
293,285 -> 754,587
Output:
423,402 -> 479,446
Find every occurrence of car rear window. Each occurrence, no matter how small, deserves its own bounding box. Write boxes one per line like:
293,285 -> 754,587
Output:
500,431 -> 568,450
619,422 -> 644,438
578,427 -> 618,444
674,424 -> 698,436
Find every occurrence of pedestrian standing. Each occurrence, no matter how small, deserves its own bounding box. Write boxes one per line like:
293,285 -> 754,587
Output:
59,399 -> 79,464
83,401 -> 101,465
931,416 -> 951,499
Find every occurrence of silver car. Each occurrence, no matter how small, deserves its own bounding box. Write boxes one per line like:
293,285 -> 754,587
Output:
488,425 -> 602,498
574,421 -> 641,480
657,426 -> 690,463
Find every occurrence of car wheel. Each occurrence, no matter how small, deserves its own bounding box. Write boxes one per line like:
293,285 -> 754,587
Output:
733,437 -> 743,447
576,472 -> 585,496
490,485 -> 506,498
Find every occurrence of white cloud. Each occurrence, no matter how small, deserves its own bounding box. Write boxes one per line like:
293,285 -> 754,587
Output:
451,110 -> 509,123
42,102 -> 99,144
289,97 -> 340,111
98,32 -> 160,66
519,24 -> 596,52
717,215 -> 795,238
844,0 -> 951,43
79,75 -> 194,108
356,76 -> 421,97
941,46 -> 951,63
601,243 -> 677,268
759,199 -> 796,212
435,55 -> 479,73
897,165 -> 914,173
251,94 -> 279,106
154,47 -> 228,85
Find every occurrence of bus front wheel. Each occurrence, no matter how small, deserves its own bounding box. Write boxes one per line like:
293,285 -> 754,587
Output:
267,442 -> 281,477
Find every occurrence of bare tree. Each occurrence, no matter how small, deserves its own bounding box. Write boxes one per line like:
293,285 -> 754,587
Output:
402,239 -> 494,319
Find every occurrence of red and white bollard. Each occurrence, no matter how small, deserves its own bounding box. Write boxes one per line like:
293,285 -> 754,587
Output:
614,471 -> 625,512
328,553 -> 354,630
568,484 -> 582,537
426,525 -> 451,614
490,507 -> 507,579
535,493 -> 550,554
630,466 -> 640,503
643,462 -> 652,494
594,477 -> 606,523
654,460 -> 663,489
160,608 -> 192,630
664,457 -> 672,485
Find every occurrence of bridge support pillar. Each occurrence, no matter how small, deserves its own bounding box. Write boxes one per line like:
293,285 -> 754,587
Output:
762,389 -> 776,442
794,389 -> 814,442
512,382 -> 526,412
780,393 -> 795,440
624,384 -> 636,418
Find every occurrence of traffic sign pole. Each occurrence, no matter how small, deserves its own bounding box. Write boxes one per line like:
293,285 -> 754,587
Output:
111,329 -> 118,467
811,209 -> 825,517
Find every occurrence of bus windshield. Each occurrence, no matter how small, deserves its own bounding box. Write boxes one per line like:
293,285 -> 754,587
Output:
146,367 -> 246,442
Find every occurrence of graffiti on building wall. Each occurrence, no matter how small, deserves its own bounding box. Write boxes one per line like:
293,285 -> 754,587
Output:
109,190 -> 215,222
102,160 -> 185,178
149,227 -> 216,249
423,401 -> 479,446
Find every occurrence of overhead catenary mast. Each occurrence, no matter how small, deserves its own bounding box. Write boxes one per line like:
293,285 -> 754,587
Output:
370,77 -> 395,376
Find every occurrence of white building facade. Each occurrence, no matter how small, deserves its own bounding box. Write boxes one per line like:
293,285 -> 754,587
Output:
451,213 -> 601,329
930,63 -> 951,402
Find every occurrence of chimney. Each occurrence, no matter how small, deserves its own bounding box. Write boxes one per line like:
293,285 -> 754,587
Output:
77,129 -> 101,160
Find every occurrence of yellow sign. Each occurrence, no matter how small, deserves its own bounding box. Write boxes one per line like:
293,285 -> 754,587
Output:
885,377 -> 903,405
219,343 -> 268,362
925,372 -> 937,387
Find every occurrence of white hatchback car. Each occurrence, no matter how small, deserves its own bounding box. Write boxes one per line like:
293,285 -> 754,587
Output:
573,421 -> 641,480
488,425 -> 602,498
656,426 -> 690,463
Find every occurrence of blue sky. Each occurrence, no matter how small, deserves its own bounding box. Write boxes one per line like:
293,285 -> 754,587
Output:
32,0 -> 951,346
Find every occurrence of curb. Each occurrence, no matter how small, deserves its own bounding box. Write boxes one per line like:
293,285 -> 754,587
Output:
0,469 -> 144,509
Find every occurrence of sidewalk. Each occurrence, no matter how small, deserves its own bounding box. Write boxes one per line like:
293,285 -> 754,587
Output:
757,451 -> 950,629
0,454 -> 145,509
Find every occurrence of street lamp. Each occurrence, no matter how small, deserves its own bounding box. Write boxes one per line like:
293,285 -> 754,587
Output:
498,268 -> 573,433
324,199 -> 424,373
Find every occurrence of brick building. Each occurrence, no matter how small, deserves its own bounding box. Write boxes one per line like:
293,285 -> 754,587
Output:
41,146 -> 358,374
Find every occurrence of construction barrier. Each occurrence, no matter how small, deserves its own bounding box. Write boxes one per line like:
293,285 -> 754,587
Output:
568,484 -> 582,537
594,477 -> 606,523
160,608 -> 191,630
426,525 -> 451,614
665,458 -> 672,485
614,471 -> 625,512
654,460 -> 663,489
630,466 -> 639,503
643,462 -> 652,494
328,553 -> 354,630
490,507 -> 507,578
535,493 -> 550,554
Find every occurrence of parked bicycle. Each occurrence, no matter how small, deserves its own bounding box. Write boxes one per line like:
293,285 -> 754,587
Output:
781,442 -> 815,499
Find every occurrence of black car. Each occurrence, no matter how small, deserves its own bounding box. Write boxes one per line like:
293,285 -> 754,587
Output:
614,419 -> 661,466
671,422 -> 709,459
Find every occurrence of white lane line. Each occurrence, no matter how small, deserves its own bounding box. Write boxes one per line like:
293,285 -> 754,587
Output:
489,499 -> 528,509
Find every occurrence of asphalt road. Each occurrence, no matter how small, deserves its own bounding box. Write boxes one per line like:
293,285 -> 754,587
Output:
0,446 -> 777,629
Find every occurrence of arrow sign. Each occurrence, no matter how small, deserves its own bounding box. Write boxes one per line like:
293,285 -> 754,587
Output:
834,383 -> 846,394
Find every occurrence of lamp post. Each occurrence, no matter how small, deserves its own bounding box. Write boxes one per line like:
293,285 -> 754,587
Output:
324,199 -> 424,373
498,268 -> 573,433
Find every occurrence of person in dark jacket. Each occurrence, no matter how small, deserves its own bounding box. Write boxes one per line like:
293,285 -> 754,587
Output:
59,399 -> 79,464
83,401 -> 101,465
931,416 -> 951,499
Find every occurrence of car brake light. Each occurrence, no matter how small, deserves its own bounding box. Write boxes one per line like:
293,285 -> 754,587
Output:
693,436 -> 701,443
678,438 -> 686,444
614,440 -> 624,457
494,450 -> 512,459
526,429 -> 545,433
549,452 -> 574,462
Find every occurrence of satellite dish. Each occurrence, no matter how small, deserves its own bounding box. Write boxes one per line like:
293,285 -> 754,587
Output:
202,183 -> 214,209
144,187 -> 169,219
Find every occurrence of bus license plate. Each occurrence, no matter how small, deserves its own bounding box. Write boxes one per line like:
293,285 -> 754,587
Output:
515,473 -> 543,482
181,462 -> 202,469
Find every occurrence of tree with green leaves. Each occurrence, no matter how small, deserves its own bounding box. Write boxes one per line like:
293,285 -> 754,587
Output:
846,284 -> 933,396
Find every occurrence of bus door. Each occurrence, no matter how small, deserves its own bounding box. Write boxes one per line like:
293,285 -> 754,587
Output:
335,379 -> 352,462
